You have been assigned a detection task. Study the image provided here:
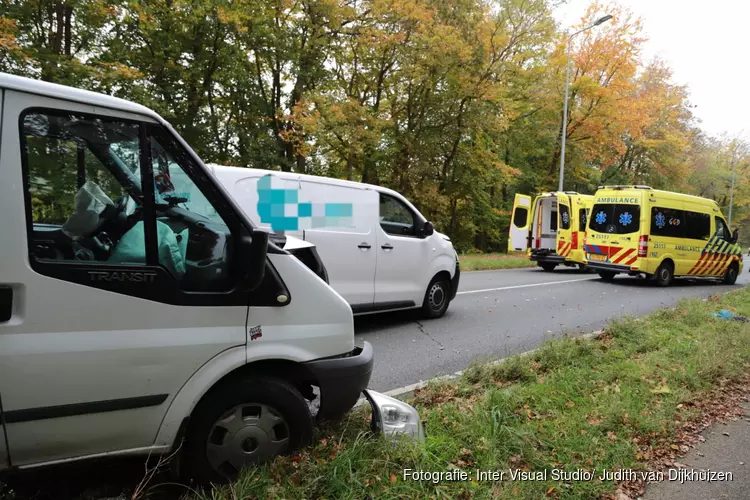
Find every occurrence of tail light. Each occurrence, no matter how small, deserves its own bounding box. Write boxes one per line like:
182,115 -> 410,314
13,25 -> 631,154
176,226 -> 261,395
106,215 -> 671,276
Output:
638,235 -> 648,257
571,232 -> 578,250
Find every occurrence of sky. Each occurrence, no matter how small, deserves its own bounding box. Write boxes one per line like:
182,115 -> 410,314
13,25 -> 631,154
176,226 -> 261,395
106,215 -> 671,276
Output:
552,0 -> 750,142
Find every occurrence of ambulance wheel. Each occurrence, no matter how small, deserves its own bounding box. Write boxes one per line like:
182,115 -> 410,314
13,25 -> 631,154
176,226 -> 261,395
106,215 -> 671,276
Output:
598,271 -> 616,282
540,263 -> 557,272
654,261 -> 674,287
723,263 -> 739,285
422,276 -> 451,318
184,376 -> 314,485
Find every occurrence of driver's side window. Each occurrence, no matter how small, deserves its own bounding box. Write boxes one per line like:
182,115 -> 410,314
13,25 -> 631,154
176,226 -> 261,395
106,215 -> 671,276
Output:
715,217 -> 730,242
379,194 -> 416,237
22,110 -> 144,263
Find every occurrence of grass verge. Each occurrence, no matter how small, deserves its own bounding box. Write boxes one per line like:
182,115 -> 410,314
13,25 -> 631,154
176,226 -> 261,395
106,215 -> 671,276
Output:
195,289 -> 750,500
460,252 -> 536,271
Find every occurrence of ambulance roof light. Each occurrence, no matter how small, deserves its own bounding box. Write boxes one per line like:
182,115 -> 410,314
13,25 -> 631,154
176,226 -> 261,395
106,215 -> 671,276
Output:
596,184 -> 653,190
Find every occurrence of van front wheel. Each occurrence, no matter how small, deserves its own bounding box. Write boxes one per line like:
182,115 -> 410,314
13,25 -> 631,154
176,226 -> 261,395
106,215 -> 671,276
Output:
422,277 -> 451,319
723,263 -> 739,285
184,376 -> 314,485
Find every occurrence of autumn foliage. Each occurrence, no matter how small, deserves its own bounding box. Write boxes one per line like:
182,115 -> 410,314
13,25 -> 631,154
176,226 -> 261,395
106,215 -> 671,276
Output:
1,0 -> 748,250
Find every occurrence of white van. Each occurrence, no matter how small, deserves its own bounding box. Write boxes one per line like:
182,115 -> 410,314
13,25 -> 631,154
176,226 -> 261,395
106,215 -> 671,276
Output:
206,165 -> 461,318
0,73 -> 378,484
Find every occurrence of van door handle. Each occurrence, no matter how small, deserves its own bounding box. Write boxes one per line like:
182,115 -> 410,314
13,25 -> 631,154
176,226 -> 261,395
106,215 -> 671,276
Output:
0,286 -> 13,323
381,243 -> 394,251
357,242 -> 371,250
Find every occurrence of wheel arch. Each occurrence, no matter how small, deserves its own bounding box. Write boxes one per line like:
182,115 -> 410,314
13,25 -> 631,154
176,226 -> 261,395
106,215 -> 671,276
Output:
154,348 -> 319,452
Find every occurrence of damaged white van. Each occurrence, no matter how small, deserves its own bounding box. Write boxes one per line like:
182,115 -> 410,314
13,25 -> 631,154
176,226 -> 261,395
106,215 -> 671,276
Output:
205,165 -> 461,318
0,73 -> 381,484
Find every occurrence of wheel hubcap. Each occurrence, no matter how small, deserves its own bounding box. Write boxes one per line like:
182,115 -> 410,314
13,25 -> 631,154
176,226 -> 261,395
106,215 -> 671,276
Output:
206,403 -> 290,477
661,269 -> 669,280
429,283 -> 446,311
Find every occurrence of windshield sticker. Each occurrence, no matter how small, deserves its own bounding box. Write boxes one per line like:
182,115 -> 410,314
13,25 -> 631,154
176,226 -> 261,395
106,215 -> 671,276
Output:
619,212 -> 633,226
257,174 -> 353,231
595,211 -> 607,225
562,211 -> 570,225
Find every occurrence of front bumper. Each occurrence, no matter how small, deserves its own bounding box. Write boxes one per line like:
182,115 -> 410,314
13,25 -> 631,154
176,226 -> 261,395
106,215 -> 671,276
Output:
450,262 -> 460,301
303,341 -> 374,421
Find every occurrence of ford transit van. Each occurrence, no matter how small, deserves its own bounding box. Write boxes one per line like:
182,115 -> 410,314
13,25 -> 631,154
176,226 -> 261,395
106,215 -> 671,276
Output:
0,73 -> 374,484
206,165 -> 461,318
509,191 -> 593,271
584,185 -> 742,285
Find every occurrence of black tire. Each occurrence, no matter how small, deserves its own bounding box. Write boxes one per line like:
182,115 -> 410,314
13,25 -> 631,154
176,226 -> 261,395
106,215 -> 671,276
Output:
723,263 -> 739,285
540,262 -> 558,272
654,261 -> 674,287
421,276 -> 451,319
598,271 -> 616,282
184,376 -> 314,485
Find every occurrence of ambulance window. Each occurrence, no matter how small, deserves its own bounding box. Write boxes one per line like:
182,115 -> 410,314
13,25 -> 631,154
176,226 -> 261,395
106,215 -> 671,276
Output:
651,207 -> 684,238
579,209 -> 588,232
513,206 -> 528,228
715,217 -> 731,241
559,205 -> 571,230
613,204 -> 640,234
685,212 -> 711,240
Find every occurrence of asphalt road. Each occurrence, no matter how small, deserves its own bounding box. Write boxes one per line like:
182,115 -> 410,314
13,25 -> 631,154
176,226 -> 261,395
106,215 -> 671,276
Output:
356,266 -> 750,392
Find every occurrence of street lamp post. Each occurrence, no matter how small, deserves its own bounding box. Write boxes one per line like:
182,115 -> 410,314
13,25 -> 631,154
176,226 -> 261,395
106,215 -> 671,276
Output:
558,14 -> 613,192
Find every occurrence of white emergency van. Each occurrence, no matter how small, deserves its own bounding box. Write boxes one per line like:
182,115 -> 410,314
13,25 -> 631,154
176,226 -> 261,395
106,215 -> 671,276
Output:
206,165 -> 461,318
0,73 -> 384,484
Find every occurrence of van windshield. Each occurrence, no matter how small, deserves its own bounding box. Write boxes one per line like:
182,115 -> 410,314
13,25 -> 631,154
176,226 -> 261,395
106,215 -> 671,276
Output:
589,204 -> 640,235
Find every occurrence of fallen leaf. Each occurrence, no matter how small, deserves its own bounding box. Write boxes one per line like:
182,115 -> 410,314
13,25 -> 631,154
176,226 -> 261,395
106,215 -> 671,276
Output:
390,473 -> 397,484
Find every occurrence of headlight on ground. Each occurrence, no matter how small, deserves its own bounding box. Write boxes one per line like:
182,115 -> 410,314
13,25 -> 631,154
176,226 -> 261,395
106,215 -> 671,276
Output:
363,389 -> 425,442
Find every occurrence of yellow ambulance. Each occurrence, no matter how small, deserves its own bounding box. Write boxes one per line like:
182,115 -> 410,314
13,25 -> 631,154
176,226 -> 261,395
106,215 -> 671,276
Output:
583,185 -> 743,286
508,191 -> 594,271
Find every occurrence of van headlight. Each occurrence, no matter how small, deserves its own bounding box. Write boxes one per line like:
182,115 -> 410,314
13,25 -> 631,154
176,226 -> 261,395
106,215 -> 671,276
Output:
363,389 -> 425,442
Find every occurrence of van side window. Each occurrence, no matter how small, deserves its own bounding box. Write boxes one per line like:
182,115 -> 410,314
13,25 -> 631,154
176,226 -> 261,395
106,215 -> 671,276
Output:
22,111 -> 144,262
684,212 -> 711,240
650,207 -> 684,238
559,204 -> 571,230
579,208 -> 588,232
715,217 -> 731,241
20,110 -> 235,293
379,194 -> 416,237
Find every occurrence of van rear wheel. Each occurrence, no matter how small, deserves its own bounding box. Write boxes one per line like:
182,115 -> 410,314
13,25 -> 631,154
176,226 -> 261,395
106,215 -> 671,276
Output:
540,263 -> 557,272
184,376 -> 314,485
654,261 -> 674,287
422,276 -> 451,319
598,271 -> 616,282
723,263 -> 739,285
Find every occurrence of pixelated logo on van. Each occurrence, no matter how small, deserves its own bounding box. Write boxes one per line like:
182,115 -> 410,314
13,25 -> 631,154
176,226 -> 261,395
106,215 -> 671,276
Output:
256,174 -> 353,231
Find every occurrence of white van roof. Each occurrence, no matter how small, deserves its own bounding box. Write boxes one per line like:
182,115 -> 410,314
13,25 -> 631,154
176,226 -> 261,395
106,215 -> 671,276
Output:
0,72 -> 161,121
207,164 -> 406,200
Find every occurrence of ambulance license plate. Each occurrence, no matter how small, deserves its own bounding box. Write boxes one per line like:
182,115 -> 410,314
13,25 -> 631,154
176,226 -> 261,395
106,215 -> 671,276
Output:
589,254 -> 607,262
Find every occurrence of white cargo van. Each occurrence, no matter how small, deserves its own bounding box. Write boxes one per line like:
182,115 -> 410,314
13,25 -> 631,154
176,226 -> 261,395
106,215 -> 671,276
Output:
0,73 -> 379,484
206,165 -> 461,318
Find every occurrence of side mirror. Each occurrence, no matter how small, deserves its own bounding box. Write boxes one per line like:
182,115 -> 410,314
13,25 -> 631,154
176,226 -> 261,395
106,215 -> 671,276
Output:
731,228 -> 739,244
422,221 -> 434,237
240,228 -> 269,291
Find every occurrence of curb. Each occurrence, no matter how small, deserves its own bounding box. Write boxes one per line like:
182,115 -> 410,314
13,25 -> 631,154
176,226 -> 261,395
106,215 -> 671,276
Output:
355,328 -> 604,408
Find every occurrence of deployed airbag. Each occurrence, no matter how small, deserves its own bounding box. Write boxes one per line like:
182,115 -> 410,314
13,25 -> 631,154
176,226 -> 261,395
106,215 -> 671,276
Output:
62,181 -> 115,240
109,221 -> 186,278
